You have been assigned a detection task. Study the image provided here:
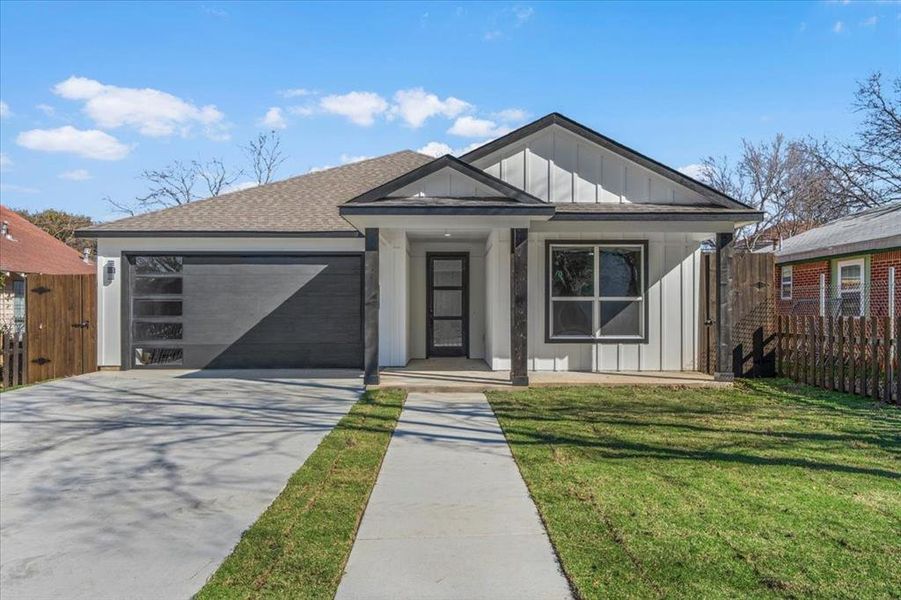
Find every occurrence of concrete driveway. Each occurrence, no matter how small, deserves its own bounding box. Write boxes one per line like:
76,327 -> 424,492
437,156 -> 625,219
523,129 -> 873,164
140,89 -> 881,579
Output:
0,369 -> 361,600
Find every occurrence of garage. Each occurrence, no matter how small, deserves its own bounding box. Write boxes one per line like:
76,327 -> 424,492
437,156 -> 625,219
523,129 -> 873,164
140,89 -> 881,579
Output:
125,254 -> 363,369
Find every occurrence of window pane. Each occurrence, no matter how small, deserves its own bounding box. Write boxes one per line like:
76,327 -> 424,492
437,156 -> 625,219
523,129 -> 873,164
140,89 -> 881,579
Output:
134,300 -> 183,317
839,292 -> 861,316
433,259 -> 463,286
551,248 -> 594,297
840,265 -> 862,291
599,247 -> 641,297
433,320 -> 463,347
134,322 -> 183,341
599,300 -> 642,337
133,277 -> 183,295
551,301 -> 593,337
134,256 -> 182,274
134,347 -> 183,366
433,290 -> 462,317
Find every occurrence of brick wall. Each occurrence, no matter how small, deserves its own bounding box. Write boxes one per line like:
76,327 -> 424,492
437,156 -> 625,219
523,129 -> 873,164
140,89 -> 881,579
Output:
870,249 -> 901,318
775,260 -> 830,316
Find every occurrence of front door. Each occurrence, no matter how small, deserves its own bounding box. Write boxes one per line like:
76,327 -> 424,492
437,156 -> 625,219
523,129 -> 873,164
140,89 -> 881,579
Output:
427,253 -> 468,357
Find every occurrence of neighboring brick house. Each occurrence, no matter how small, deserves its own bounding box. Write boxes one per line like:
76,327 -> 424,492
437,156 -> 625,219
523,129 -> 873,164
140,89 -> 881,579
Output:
0,205 -> 95,334
774,203 -> 900,318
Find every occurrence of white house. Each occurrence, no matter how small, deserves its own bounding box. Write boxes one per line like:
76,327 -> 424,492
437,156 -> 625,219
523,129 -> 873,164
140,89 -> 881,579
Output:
80,113 -> 762,384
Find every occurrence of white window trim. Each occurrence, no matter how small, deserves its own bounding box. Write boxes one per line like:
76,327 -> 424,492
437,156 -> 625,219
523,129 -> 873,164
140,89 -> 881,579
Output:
836,258 -> 866,317
780,266 -> 793,300
547,242 -> 646,342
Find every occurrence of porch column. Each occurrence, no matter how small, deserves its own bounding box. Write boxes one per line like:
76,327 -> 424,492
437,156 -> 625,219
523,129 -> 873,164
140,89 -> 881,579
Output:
364,228 -> 380,385
714,231 -> 735,381
510,228 -> 529,386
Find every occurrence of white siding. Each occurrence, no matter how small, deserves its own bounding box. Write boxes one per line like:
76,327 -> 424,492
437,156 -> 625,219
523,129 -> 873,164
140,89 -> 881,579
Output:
484,229 -> 511,370
390,167 -> 498,198
518,231 -> 701,372
473,124 -> 707,205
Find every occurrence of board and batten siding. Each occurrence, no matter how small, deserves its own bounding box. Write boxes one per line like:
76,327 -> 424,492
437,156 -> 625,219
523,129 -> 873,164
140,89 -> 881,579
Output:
389,167 -> 499,198
526,231 -> 701,372
473,124 -> 708,205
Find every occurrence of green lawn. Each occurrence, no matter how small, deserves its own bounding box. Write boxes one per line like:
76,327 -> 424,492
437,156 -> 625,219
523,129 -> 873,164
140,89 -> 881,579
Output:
488,380 -> 900,599
196,389 -> 404,600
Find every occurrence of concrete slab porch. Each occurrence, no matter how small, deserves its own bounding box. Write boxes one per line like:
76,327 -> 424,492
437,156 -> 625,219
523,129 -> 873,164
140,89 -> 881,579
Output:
375,358 -> 729,392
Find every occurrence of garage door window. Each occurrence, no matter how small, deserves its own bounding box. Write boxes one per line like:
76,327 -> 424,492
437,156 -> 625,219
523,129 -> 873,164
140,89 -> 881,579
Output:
131,256 -> 184,367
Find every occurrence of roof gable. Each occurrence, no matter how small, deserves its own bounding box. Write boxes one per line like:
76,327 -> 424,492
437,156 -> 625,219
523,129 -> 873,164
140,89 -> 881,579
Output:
344,155 -> 547,205
460,113 -> 750,210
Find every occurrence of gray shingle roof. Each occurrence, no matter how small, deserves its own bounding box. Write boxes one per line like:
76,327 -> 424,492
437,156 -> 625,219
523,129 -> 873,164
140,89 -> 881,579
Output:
775,203 -> 901,264
81,150 -> 433,236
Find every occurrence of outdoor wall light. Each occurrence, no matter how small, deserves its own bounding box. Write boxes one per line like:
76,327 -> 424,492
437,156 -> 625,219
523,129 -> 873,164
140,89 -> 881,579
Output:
104,260 -> 116,285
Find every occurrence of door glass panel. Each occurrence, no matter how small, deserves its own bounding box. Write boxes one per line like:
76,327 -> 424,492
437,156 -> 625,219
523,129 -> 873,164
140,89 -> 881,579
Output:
134,256 -> 183,274
134,347 -> 183,366
551,248 -> 594,296
551,301 -> 593,337
134,300 -> 183,317
433,320 -> 463,348
134,322 -> 183,341
134,277 -> 183,295
599,300 -> 642,337
434,290 -> 462,317
433,260 -> 463,286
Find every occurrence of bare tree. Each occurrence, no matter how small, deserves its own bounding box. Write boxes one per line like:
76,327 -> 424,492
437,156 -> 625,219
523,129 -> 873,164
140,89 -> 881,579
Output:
805,72 -> 901,209
243,130 -> 286,185
699,135 -> 837,250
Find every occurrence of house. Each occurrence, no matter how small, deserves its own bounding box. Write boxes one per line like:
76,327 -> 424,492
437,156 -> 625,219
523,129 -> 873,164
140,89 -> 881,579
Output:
1,205 -> 95,335
78,113 -> 762,384
774,203 -> 900,318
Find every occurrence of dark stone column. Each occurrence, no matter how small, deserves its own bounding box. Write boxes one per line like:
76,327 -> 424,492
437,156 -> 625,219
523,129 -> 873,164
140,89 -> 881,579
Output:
714,232 -> 735,382
510,228 -> 529,386
364,228 -> 380,385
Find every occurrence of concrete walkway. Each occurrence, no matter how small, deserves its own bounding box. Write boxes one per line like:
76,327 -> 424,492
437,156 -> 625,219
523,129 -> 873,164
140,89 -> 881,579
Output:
335,392 -> 572,600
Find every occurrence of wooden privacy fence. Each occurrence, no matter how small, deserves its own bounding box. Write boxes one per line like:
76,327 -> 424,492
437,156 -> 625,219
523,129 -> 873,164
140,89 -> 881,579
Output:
1,333 -> 26,388
699,251 -> 776,377
777,315 -> 900,404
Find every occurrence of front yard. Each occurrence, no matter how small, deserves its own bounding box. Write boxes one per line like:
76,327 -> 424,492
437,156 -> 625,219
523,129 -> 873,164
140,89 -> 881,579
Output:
488,380 -> 900,599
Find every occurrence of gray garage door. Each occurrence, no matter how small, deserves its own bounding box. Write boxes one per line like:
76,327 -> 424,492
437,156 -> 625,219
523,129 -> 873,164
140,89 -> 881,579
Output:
127,254 -> 363,369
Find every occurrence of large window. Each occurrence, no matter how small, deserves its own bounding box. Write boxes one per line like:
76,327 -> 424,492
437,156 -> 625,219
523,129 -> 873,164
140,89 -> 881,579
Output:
780,266 -> 793,300
547,242 -> 646,342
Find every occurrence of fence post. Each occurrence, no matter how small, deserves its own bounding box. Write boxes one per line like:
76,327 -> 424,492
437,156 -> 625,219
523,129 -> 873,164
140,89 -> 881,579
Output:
837,316 -> 845,393
850,318 -> 858,395
819,273 -> 826,317
870,317 -> 879,402
884,317 -> 892,403
825,315 -> 833,390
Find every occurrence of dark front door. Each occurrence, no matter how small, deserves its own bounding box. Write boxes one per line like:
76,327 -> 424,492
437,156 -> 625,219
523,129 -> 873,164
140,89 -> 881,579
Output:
427,253 -> 468,357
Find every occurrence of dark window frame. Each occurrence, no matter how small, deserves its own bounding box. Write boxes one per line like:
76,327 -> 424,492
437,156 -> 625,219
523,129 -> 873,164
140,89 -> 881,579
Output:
544,239 -> 649,344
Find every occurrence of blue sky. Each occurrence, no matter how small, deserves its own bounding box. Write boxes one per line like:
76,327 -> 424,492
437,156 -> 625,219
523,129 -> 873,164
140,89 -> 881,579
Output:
0,1 -> 898,221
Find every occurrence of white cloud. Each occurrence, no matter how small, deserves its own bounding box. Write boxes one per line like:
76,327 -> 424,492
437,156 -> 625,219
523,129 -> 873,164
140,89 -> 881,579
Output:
494,108 -> 528,123
35,103 -> 56,117
320,91 -> 388,126
0,100 -> 9,119
861,16 -> 877,27
0,183 -> 40,194
678,163 -> 706,179
417,142 -> 454,157
513,6 -> 534,26
448,116 -> 511,138
340,153 -> 372,164
0,152 -> 11,170
389,88 -> 471,128
280,88 -> 312,98
832,21 -> 844,33
53,76 -> 228,139
260,106 -> 287,129
223,181 -> 259,193
59,169 -> 92,181
288,105 -> 316,117
16,126 -> 131,160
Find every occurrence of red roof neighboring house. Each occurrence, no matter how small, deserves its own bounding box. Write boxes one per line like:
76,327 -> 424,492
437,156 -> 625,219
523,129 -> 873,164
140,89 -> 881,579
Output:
0,205 -> 95,275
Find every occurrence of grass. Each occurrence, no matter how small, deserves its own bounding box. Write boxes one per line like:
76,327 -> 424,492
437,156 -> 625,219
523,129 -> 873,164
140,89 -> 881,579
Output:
196,389 -> 404,600
487,380 -> 900,599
